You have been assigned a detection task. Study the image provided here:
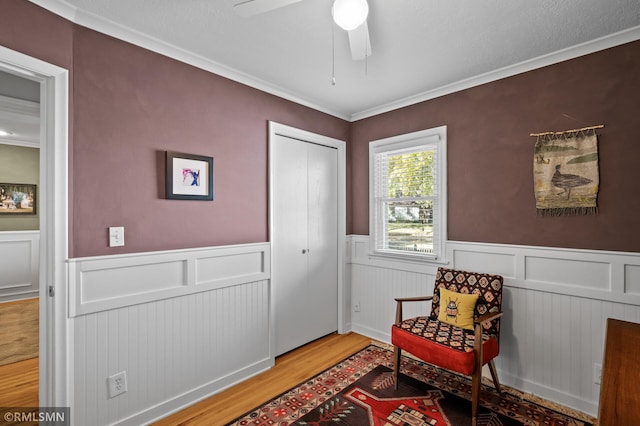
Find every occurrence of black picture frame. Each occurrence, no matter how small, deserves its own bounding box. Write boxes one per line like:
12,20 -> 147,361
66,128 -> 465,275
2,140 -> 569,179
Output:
0,183 -> 37,215
165,151 -> 214,201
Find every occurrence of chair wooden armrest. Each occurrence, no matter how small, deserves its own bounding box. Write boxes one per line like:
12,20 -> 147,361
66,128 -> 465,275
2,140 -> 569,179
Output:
474,311 -> 503,326
394,296 -> 433,323
394,296 -> 433,303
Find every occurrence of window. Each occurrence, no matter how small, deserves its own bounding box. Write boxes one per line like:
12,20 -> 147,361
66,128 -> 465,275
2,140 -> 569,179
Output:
369,126 -> 447,261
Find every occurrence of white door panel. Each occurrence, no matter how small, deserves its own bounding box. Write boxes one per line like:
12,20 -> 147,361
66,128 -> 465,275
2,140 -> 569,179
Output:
272,136 -> 309,354
307,143 -> 338,338
272,135 -> 338,356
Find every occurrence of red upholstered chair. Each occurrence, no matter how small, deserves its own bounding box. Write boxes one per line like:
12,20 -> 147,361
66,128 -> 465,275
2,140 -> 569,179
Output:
391,267 -> 504,426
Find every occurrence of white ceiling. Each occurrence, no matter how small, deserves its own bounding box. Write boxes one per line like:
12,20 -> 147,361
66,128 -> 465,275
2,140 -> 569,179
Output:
0,71 -> 40,147
0,95 -> 40,148
30,0 -> 640,120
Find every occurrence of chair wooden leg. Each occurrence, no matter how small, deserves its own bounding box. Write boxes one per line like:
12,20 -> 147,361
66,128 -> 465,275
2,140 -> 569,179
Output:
488,360 -> 503,395
471,324 -> 483,426
471,366 -> 481,426
393,346 -> 401,390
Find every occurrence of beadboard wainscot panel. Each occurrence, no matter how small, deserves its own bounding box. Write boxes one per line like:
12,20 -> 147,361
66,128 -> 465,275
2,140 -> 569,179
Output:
68,243 -> 272,426
347,235 -> 640,417
348,235 -> 441,343
0,231 -> 39,302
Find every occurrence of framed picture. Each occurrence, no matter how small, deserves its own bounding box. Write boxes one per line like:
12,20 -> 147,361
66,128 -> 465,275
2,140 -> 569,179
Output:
0,183 -> 37,215
165,151 -> 214,200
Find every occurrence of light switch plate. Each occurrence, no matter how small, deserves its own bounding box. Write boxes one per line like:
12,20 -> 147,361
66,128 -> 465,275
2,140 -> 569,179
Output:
109,226 -> 125,247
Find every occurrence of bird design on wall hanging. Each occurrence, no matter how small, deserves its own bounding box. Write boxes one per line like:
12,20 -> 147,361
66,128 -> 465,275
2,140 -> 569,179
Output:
551,164 -> 592,199
532,125 -> 602,216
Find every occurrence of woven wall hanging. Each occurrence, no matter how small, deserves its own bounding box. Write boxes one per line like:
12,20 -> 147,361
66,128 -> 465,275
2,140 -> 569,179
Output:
532,125 -> 602,216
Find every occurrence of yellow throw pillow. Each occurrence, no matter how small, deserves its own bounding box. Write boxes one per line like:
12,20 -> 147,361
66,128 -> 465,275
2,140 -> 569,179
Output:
437,287 -> 479,330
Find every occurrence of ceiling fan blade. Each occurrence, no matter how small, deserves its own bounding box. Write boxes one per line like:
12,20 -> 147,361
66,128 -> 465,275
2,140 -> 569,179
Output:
233,0 -> 304,17
348,20 -> 372,61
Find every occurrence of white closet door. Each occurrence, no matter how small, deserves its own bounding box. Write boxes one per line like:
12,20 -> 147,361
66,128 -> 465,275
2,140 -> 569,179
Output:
306,142 -> 338,340
272,134 -> 338,356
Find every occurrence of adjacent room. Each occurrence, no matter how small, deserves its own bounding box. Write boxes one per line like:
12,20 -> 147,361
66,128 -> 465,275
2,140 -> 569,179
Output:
1,0 -> 639,425
0,70 -> 41,414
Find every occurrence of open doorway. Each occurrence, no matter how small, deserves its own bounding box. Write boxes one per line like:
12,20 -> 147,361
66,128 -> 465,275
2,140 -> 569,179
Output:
0,69 -> 41,407
0,45 -> 69,410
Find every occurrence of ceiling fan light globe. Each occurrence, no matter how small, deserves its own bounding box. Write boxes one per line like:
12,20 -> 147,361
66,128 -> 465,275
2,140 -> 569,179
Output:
332,0 -> 369,31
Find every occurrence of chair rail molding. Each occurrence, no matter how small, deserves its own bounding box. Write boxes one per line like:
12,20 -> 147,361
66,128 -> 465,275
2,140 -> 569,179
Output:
68,242 -> 270,316
446,240 -> 640,305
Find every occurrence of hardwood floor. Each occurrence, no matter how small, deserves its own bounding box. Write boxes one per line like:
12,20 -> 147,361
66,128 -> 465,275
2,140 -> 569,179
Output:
0,332 -> 594,425
0,357 -> 38,407
0,332 -> 370,425
153,332 -> 372,426
0,298 -> 39,366
0,297 -> 39,412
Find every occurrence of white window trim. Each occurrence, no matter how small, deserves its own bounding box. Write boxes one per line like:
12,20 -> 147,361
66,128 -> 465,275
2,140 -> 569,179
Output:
369,125 -> 448,264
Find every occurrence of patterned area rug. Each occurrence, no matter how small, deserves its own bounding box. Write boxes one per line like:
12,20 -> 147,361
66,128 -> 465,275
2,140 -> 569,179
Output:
227,345 -> 593,426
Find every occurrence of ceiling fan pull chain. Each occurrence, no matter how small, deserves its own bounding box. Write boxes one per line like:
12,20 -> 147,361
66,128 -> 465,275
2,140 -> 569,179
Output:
331,19 -> 337,85
364,24 -> 368,76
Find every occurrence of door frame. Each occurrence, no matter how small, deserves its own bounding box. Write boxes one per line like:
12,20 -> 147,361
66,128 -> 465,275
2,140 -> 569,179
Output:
0,45 -> 70,409
268,121 -> 347,356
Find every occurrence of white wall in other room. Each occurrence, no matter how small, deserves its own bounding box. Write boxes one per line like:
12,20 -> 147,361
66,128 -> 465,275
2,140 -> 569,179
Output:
0,231 -> 39,302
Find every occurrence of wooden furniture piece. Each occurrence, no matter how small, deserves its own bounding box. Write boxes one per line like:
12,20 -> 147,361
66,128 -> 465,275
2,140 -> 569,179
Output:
391,267 -> 504,426
597,318 -> 640,425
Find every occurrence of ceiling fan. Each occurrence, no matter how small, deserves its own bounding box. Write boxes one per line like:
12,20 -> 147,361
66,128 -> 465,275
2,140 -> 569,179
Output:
233,0 -> 372,61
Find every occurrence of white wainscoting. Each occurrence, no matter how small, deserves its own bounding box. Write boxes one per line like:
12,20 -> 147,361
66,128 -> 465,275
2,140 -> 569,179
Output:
0,231 -> 39,302
347,235 -> 640,417
67,243 -> 271,426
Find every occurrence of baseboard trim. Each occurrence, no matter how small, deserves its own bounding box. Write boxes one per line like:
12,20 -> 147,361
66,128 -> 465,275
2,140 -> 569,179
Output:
351,324 -> 390,346
117,357 -> 274,426
497,368 -> 597,417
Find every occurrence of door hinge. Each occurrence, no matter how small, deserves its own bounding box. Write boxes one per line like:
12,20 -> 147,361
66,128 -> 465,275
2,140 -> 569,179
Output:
48,285 -> 55,297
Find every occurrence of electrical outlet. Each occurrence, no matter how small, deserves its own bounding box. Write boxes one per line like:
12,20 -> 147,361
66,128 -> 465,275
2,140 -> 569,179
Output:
108,371 -> 128,398
594,363 -> 602,385
354,300 -> 361,312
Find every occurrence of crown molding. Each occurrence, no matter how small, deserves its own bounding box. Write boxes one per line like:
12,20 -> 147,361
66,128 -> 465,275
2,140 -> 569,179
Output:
27,1 -> 640,123
0,95 -> 40,146
350,25 -> 640,121
0,138 -> 39,148
28,0 -> 351,121
0,95 -> 39,116
29,0 -> 78,22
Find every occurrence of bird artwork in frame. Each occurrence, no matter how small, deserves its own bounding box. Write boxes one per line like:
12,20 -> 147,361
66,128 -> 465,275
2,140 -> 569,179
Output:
532,125 -> 601,216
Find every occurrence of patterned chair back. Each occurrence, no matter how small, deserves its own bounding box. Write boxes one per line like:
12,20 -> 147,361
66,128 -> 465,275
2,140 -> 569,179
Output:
430,267 -> 504,337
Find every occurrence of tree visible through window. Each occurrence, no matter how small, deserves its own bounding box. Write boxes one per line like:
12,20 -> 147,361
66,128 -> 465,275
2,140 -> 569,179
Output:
386,150 -> 435,253
370,126 -> 446,260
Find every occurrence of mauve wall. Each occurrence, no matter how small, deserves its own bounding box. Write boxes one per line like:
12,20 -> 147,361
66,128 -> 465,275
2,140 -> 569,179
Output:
71,27 -> 348,257
2,2 -> 349,258
350,40 -> 640,253
0,1 -> 73,69
3,2 -> 640,256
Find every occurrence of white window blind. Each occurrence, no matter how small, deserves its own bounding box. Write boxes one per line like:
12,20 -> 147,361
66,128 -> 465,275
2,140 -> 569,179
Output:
369,127 -> 446,260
